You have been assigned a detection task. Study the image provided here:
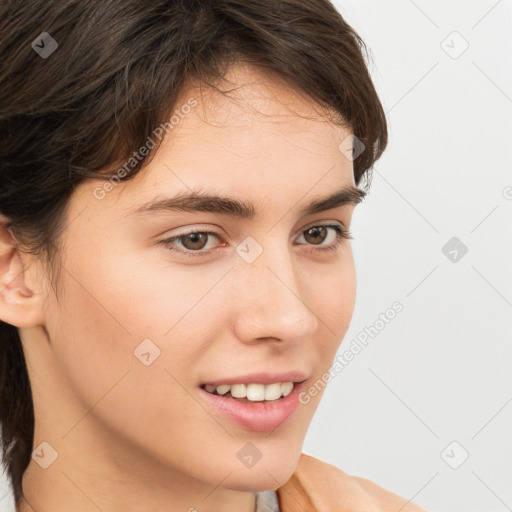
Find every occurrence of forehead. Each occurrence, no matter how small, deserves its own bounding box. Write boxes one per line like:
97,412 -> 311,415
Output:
82,62 -> 356,217
171,62 -> 349,153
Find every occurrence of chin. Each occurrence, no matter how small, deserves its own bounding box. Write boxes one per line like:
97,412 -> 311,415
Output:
221,453 -> 300,492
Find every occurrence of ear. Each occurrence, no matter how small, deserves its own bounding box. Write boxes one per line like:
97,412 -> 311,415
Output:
0,218 -> 46,328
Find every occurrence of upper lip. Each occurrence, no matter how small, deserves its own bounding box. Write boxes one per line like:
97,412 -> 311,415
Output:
200,371 -> 309,387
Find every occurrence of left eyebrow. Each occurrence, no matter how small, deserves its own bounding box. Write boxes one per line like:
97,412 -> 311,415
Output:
126,185 -> 366,220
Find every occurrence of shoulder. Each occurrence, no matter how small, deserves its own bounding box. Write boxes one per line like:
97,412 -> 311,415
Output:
276,453 -> 428,512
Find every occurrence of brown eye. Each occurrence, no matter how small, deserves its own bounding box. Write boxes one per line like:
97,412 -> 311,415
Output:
179,232 -> 209,251
160,224 -> 350,259
296,224 -> 351,254
303,226 -> 329,245
160,229 -> 225,257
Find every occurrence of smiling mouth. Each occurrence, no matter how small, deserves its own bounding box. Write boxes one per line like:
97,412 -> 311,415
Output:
200,381 -> 303,403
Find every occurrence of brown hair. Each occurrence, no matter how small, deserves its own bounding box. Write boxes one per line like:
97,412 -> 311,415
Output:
0,0 -> 387,505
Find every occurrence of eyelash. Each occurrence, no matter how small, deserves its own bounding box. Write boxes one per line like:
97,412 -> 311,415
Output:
159,224 -> 352,258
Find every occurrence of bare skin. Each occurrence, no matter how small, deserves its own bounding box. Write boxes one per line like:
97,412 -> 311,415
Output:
1,62 -> 360,512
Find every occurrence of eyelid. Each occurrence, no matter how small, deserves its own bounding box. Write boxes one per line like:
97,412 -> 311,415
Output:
301,218 -> 348,232
159,220 -> 352,257
162,220 -> 348,242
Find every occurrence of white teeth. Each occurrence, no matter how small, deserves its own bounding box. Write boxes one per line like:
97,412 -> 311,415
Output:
230,383 -> 247,398
264,382 -> 282,401
281,382 -> 294,397
247,383 -> 265,401
204,382 -> 296,401
216,384 -> 231,395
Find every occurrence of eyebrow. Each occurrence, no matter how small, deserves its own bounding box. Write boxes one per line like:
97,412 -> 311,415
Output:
127,185 -> 366,220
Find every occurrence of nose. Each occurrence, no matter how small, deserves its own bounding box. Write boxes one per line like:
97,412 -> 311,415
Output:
230,238 -> 319,347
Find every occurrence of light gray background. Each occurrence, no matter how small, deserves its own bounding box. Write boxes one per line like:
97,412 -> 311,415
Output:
1,1 -> 511,511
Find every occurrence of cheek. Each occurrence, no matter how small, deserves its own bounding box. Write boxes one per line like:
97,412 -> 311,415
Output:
296,257 -> 356,415
48,273 -> 139,410
50,246 -> 228,401
48,269 -> 230,465
312,248 -> 357,356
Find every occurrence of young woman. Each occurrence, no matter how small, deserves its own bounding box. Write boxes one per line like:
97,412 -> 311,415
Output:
0,1 -> 426,510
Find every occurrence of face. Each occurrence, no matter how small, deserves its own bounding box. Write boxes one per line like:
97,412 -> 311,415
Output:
16,63 -> 360,508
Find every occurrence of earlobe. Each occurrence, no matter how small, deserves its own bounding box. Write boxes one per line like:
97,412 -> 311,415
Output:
0,222 -> 46,328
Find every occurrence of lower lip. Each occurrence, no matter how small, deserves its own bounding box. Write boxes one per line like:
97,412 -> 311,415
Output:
198,381 -> 305,432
